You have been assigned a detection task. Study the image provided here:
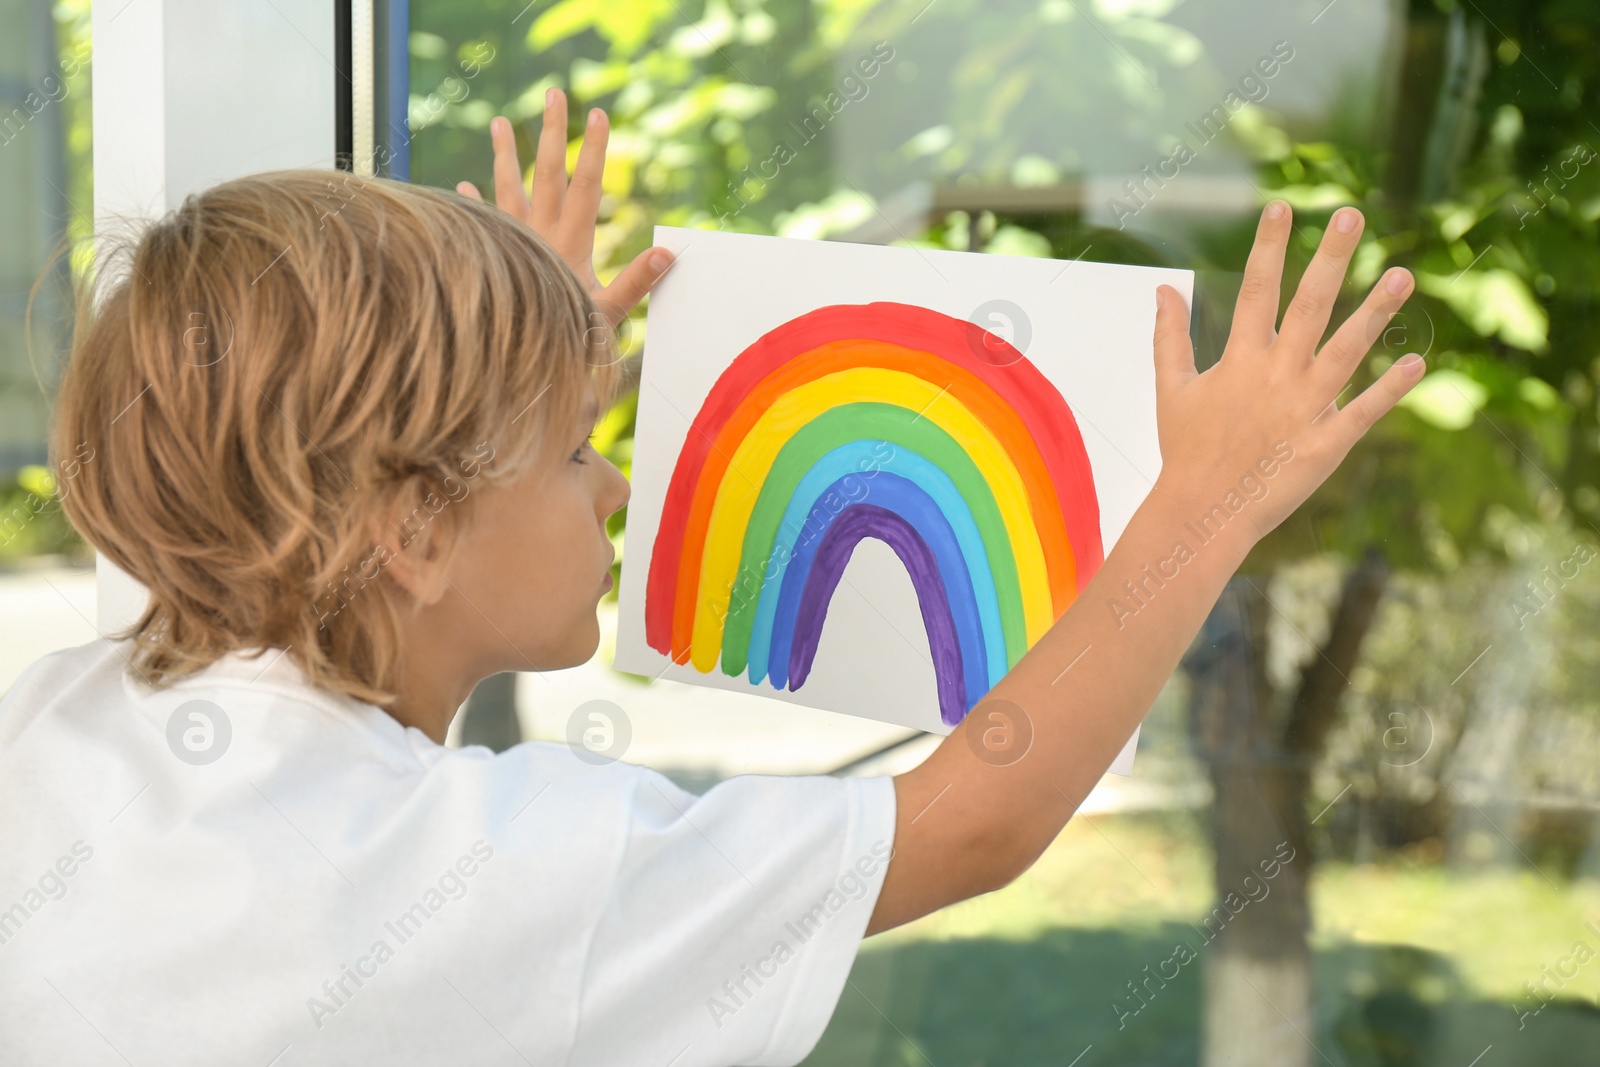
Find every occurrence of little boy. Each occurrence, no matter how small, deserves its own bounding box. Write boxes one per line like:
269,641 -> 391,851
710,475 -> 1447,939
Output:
0,90 -> 1421,1065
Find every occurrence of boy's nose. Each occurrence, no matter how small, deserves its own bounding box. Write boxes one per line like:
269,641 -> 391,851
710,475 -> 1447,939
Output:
606,460 -> 631,514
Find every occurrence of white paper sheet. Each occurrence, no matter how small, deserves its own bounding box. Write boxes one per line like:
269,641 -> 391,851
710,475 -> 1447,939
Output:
612,225 -> 1194,776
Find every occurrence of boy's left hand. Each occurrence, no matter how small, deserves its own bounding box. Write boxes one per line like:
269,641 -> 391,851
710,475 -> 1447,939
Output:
456,89 -> 674,329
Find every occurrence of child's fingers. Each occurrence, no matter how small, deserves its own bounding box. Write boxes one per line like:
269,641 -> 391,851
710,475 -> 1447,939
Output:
1152,284 -> 1197,392
1275,206 -> 1365,359
1308,266 -> 1413,408
561,108 -> 609,246
1324,352 -> 1425,447
456,181 -> 482,201
597,247 -> 676,324
490,116 -> 532,222
1229,200 -> 1291,352
530,88 -> 568,225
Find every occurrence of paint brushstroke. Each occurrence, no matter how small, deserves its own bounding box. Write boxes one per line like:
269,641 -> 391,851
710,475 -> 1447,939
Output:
788,504 -> 972,727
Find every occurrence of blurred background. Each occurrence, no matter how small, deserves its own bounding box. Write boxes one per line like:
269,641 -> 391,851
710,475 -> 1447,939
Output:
4,0 -> 1599,1063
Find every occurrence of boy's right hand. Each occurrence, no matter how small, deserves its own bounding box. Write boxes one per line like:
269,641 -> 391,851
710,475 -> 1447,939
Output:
1149,201 -> 1423,543
869,200 -> 1425,938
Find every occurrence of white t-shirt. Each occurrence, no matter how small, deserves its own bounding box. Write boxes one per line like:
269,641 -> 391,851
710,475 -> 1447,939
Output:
0,639 -> 897,1066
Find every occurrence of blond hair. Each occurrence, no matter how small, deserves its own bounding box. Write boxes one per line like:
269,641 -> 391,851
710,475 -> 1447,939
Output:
47,169 -> 624,706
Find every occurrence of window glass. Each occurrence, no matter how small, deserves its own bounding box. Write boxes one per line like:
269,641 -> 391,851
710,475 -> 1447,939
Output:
406,3 -> 1600,1064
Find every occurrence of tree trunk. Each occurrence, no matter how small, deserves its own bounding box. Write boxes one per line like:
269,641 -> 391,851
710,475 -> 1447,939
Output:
1185,551 -> 1389,1067
1188,579 -> 1313,1067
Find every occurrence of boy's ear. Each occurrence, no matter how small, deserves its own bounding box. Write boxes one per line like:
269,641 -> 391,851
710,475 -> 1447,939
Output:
370,484 -> 454,607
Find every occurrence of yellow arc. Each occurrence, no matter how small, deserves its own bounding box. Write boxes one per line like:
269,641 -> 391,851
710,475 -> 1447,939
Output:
691,366 -> 1053,672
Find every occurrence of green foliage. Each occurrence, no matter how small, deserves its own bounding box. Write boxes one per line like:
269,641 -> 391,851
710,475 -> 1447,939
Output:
1193,1 -> 1600,573
53,0 -> 94,280
407,0 -> 1600,606
0,469 -> 88,565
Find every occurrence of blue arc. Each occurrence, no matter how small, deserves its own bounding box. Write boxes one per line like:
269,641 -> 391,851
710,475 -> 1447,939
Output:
753,471 -> 991,711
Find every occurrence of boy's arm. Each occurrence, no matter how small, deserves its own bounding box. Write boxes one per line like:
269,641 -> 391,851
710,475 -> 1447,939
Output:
866,201 -> 1424,936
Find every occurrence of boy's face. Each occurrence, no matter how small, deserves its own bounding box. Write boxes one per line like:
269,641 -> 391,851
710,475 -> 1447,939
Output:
438,390 -> 629,672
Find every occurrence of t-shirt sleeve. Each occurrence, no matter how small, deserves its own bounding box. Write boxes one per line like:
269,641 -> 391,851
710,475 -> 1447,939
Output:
571,767 -> 898,1067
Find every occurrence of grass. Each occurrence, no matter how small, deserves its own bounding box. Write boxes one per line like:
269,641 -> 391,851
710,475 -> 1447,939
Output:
1314,861 -> 1600,1001
801,811 -> 1600,1066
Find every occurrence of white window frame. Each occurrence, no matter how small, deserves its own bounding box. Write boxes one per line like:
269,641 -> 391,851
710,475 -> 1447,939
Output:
92,1 -> 380,631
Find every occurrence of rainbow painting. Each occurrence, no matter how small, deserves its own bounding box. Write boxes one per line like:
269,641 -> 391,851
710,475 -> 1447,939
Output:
615,225 -> 1187,763
642,300 -> 1103,728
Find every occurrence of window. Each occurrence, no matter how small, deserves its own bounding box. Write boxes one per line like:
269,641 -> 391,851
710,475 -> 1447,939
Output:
404,3 -> 1600,1063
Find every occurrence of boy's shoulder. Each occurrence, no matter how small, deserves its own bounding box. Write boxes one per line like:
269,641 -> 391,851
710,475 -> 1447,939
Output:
0,637 -> 127,751
0,636 -> 646,797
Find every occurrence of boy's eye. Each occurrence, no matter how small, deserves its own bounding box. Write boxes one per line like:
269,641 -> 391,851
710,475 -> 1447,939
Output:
572,431 -> 596,463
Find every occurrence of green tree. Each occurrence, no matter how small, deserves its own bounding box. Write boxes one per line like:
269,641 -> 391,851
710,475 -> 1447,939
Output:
1176,3 -> 1597,1063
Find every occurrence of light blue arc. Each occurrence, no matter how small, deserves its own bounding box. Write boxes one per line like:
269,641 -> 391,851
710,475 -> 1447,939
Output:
762,473 -> 987,706
744,439 -> 1006,689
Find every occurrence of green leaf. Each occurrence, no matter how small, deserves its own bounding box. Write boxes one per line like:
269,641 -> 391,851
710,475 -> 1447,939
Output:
1518,376 -> 1560,411
17,466 -> 55,499
572,58 -> 633,100
528,0 -> 605,52
1397,370 -> 1487,431
1417,268 -> 1549,354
